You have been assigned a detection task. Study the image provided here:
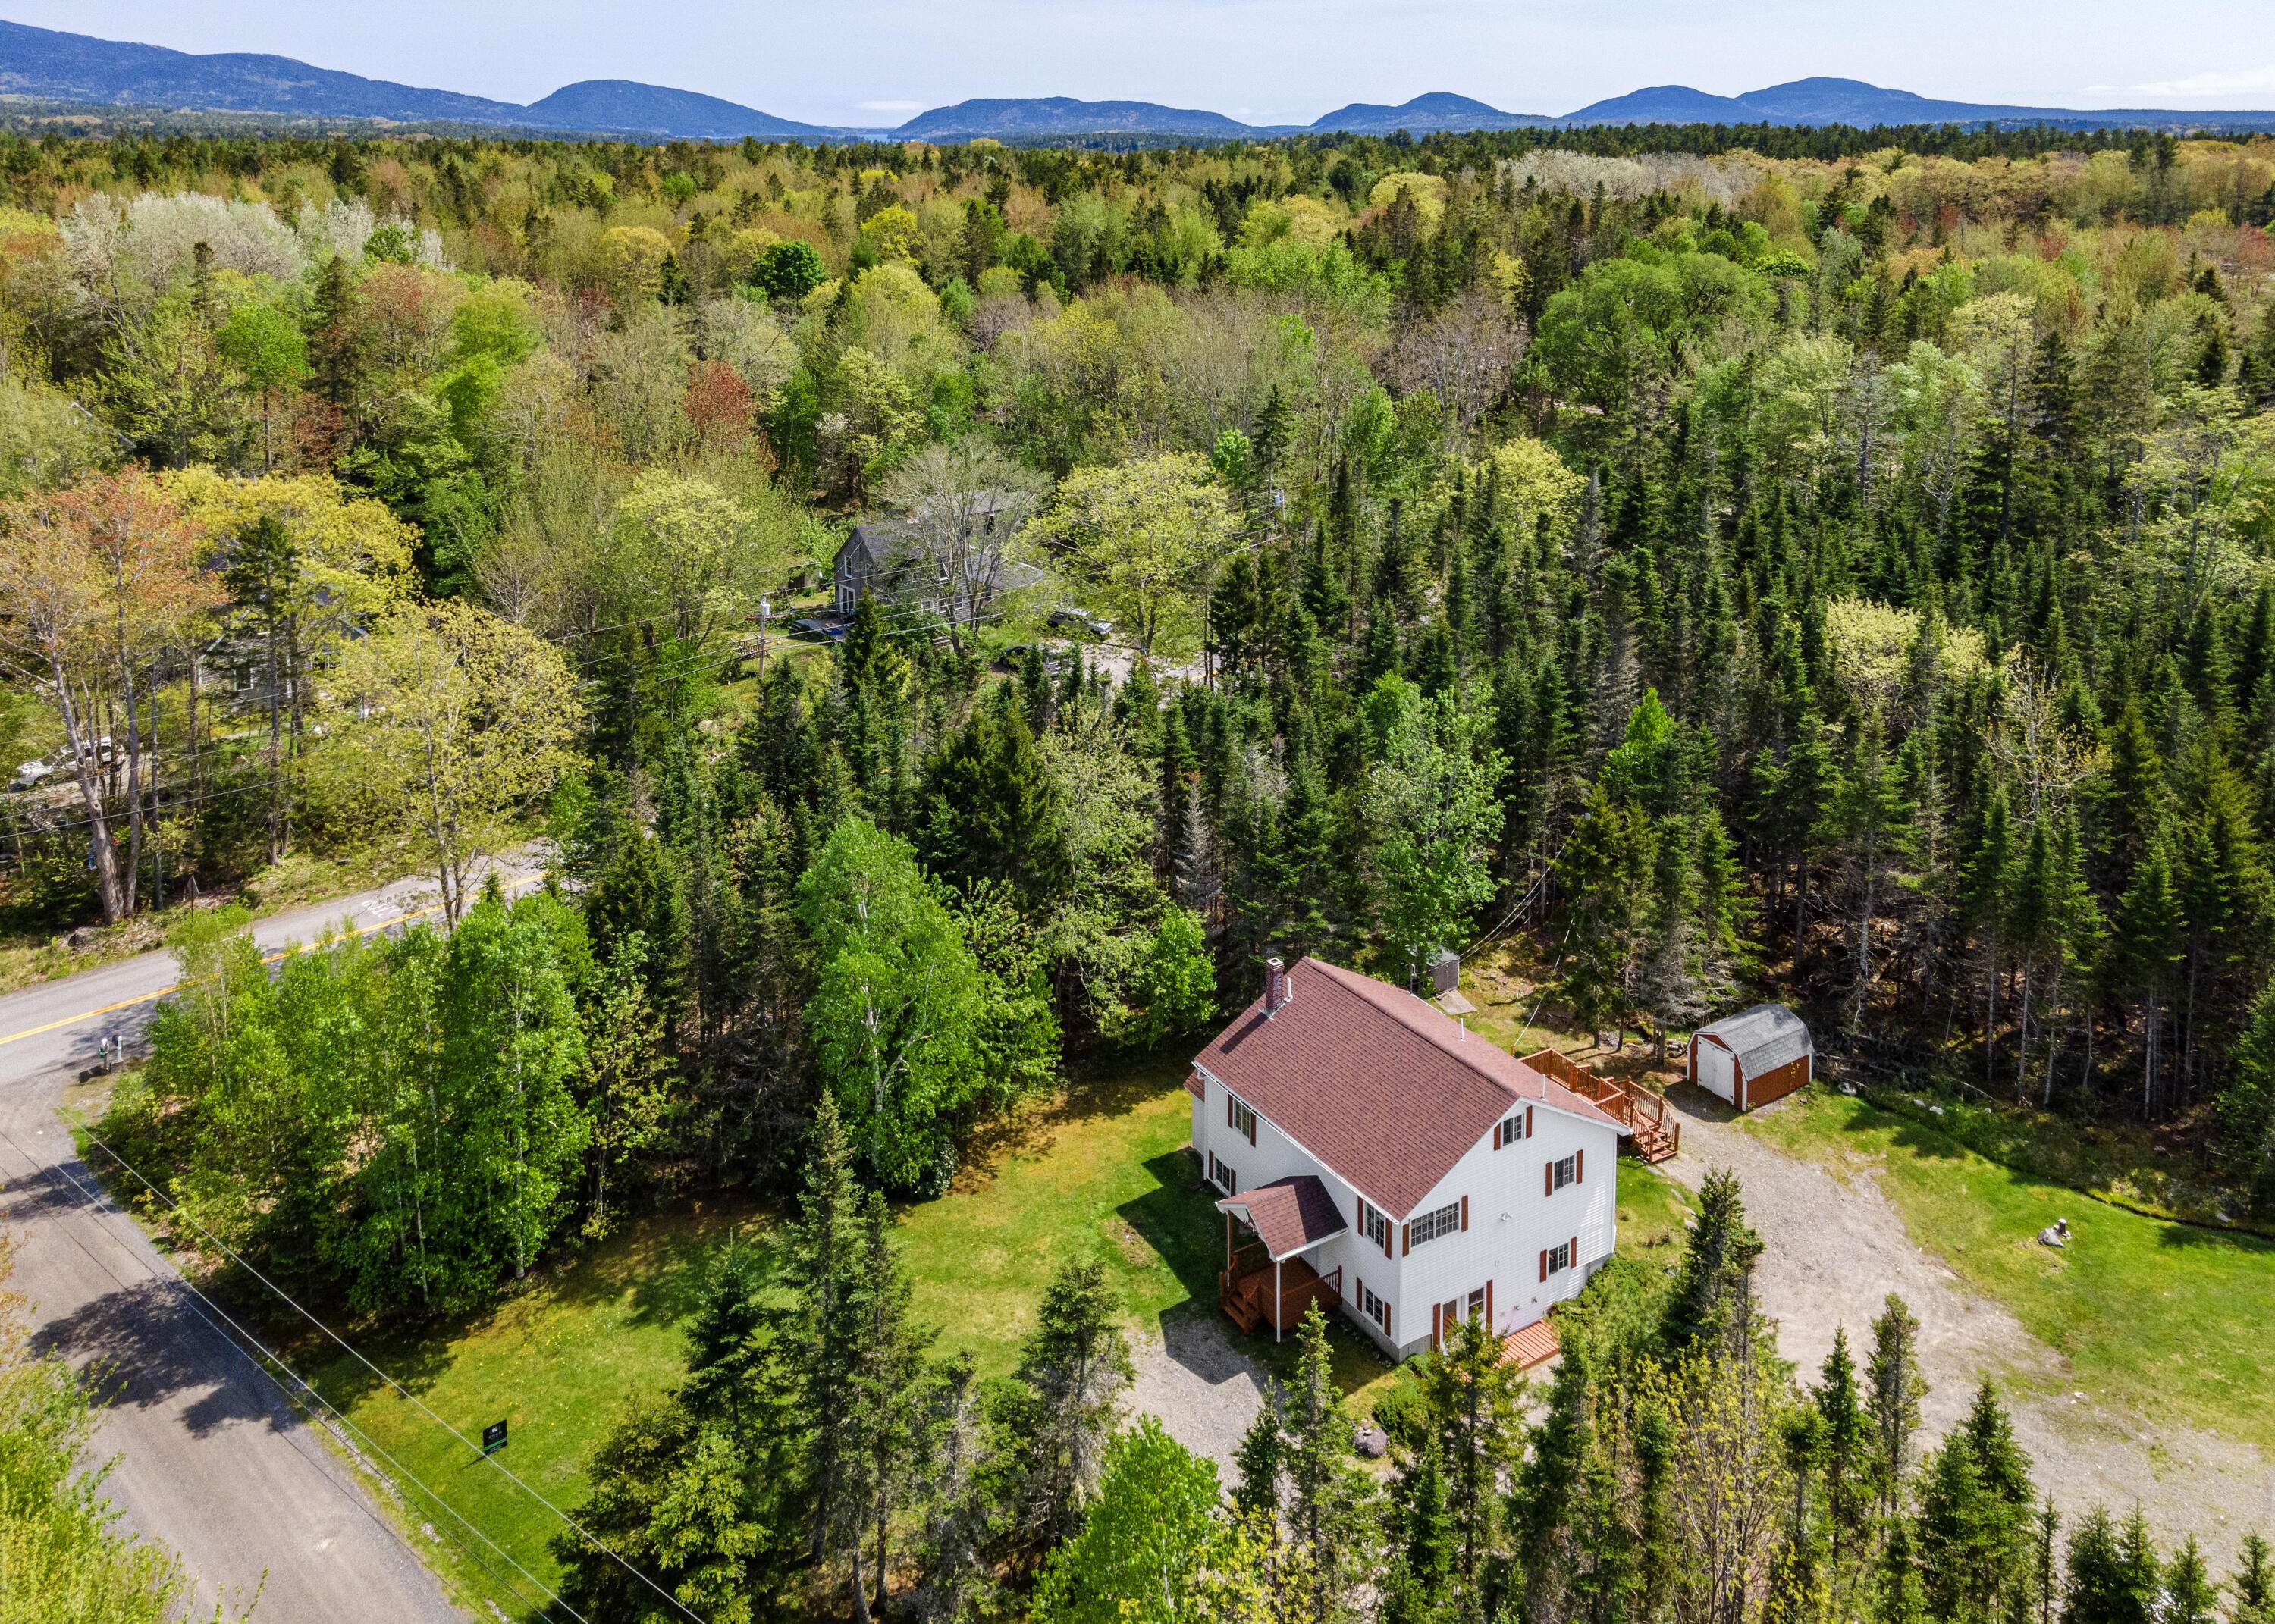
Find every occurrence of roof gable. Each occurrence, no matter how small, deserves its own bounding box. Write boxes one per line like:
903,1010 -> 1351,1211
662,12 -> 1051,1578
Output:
1697,1003 -> 1812,1073
1192,957 -> 1622,1218
1216,1174 -> 1348,1259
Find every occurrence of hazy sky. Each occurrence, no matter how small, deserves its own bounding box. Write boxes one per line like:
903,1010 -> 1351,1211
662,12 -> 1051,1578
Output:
15,1 -> 2275,129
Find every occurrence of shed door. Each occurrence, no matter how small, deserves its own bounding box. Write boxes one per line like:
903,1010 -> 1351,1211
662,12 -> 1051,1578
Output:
1696,1039 -> 1737,1104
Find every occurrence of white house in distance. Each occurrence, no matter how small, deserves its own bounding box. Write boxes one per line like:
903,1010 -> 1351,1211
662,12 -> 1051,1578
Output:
1188,955 -> 1630,1364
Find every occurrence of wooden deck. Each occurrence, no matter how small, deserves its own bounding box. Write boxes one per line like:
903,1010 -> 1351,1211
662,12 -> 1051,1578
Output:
1499,1318 -> 1561,1372
1219,1240 -> 1343,1338
1523,1048 -> 1680,1163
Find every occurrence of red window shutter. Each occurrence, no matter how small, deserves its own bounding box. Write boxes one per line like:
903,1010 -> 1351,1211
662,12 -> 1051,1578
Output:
1401,1223 -> 1410,1257
1576,1147 -> 1584,1184
1492,1120 -> 1502,1149
1431,1300 -> 1442,1351
1460,1196 -> 1469,1232
1526,1105 -> 1534,1138
1570,1233 -> 1578,1268
1544,1161 -> 1552,1198
1226,1094 -> 1233,1130
1384,1302 -> 1391,1337
1356,1274 -> 1364,1312
1486,1280 -> 1494,1326
1382,1216 -> 1392,1259
1247,1112 -> 1257,1148
1539,1249 -> 1547,1282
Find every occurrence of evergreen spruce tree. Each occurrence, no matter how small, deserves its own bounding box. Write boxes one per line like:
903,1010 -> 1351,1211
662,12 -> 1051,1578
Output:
2230,1532 -> 2274,1624
1662,1167 -> 1768,1361
1232,1381 -> 1285,1527
1816,1327 -> 1872,1569
989,1259 -> 1132,1579
1281,1302 -> 1374,1623
1866,1293 -> 1928,1519
2164,1538 -> 2220,1624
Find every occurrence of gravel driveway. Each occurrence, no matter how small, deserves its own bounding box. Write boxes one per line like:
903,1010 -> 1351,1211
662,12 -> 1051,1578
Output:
1128,1307 -> 1272,1474
1661,1086 -> 2274,1563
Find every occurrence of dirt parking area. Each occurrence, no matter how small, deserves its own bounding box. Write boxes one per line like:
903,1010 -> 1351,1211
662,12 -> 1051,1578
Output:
1662,1087 -> 2274,1564
1128,1308 -> 1272,1474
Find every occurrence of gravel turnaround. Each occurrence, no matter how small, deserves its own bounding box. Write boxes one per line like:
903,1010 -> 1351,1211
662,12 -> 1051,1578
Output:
1662,1087 -> 2274,1565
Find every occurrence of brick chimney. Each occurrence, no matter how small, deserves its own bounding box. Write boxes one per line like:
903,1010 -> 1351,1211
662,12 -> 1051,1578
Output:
1264,955 -> 1289,1015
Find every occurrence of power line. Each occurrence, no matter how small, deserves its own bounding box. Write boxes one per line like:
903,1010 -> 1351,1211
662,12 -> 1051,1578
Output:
69,1122 -> 707,1624
0,1124 -> 584,1624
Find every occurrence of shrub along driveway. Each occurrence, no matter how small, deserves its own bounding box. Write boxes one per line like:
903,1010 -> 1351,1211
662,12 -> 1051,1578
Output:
1662,1086 -> 2275,1564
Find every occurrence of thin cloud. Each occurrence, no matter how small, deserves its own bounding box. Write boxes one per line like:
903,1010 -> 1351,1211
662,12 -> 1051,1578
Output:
2082,66 -> 2275,100
856,98 -> 927,113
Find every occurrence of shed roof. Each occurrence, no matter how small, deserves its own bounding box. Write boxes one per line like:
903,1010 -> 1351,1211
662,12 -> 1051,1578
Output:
1192,957 -> 1625,1219
1216,1175 -> 1348,1260
1696,1003 -> 1813,1074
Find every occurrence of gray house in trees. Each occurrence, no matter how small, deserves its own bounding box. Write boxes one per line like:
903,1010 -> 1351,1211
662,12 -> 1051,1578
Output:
830,495 -> 1040,625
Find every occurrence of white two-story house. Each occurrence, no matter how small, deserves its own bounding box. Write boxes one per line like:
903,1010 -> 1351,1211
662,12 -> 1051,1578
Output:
1188,955 -> 1627,1362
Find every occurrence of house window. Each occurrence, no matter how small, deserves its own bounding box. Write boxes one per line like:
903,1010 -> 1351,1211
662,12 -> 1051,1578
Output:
1409,1201 -> 1462,1249
1550,1154 -> 1578,1192
1209,1152 -> 1238,1194
1545,1240 -> 1574,1276
1467,1287 -> 1486,1319
1359,1202 -> 1389,1252
1229,1097 -> 1256,1142
1500,1111 -> 1530,1144
1361,1284 -> 1391,1334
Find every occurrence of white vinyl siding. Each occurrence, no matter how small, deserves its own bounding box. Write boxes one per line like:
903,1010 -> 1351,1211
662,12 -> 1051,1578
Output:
1192,1062 -> 1619,1363
1409,1201 -> 1462,1249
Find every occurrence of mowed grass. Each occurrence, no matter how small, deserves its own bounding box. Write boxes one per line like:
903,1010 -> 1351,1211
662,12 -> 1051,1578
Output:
300,1205 -> 752,1619
297,1061 -> 1326,1616
293,1060 -> 1691,1616
1743,1089 -> 2275,1454
896,1062 -> 1216,1378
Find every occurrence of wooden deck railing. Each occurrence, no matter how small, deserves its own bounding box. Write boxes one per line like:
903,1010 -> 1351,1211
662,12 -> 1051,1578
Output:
1523,1048 -> 1681,1160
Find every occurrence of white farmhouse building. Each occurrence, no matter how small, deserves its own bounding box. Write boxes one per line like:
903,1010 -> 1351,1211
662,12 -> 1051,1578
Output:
1188,955 -> 1631,1363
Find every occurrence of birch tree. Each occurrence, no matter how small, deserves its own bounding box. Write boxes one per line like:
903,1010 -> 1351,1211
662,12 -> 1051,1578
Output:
328,599 -> 582,926
0,469 -> 218,921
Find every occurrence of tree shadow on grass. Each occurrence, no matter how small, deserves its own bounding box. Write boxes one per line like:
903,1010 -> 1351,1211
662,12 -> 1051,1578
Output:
541,1202 -> 772,1331
1116,1147 -> 1221,1308
952,1055 -> 1188,1190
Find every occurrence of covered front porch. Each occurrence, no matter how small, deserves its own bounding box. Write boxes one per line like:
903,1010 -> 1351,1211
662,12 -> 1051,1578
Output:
1214,1175 -> 1346,1341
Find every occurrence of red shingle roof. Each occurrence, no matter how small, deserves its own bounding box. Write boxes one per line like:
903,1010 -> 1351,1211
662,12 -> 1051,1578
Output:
1216,1174 -> 1348,1259
1192,958 -> 1624,1218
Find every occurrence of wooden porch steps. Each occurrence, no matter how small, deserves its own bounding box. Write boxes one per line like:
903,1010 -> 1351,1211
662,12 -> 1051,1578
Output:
1630,1123 -> 1680,1164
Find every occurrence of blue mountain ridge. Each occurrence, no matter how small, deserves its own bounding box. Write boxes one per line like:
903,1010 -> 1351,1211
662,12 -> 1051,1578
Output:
5,20 -> 2273,141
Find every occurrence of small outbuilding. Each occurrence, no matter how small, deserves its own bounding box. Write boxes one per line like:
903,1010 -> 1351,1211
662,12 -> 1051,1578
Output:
1687,1004 -> 1813,1112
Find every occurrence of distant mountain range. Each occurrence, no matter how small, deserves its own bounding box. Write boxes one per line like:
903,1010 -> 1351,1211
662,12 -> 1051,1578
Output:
6,17 -> 2275,143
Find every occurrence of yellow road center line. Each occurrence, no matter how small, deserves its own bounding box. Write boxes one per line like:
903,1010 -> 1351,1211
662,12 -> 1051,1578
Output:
0,878 -> 539,1049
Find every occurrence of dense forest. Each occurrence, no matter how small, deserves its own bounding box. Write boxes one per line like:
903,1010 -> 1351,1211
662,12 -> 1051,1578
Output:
2,119 -> 2274,1620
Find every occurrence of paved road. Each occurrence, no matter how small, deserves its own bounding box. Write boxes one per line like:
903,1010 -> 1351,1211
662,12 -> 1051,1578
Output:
0,864 -> 541,1623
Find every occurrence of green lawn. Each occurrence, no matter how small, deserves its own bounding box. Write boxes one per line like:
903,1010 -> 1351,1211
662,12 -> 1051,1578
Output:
1743,1089 -> 2275,1455
283,1062 -> 1697,1617
293,1061 -> 1377,1616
